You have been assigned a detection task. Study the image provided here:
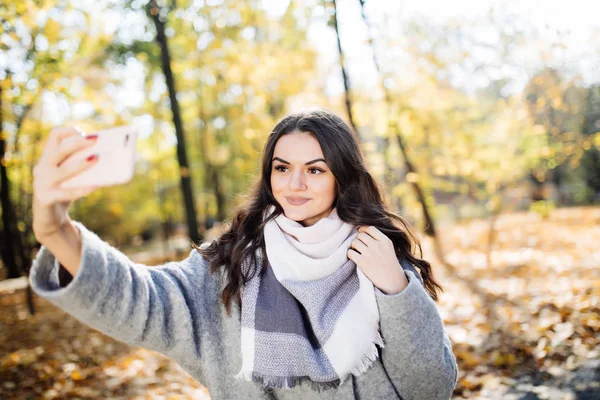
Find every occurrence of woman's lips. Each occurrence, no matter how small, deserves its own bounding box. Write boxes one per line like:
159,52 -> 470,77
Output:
285,196 -> 311,206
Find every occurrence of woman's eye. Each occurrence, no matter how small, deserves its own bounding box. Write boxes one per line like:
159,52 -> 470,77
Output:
274,165 -> 324,174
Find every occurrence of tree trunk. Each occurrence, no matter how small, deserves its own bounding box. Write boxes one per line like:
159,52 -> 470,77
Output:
393,128 -> 436,237
196,89 -> 213,229
331,0 -> 359,138
357,0 -> 392,105
148,1 -> 200,244
209,167 -> 226,222
0,85 -> 21,279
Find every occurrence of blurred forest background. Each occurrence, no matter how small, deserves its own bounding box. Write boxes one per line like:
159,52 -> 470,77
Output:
1,0 -> 599,399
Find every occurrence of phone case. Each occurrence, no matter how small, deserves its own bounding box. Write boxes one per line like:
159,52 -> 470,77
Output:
60,125 -> 138,189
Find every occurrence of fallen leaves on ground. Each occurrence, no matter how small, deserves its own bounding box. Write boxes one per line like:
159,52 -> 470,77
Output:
427,206 -> 600,399
0,278 -> 208,399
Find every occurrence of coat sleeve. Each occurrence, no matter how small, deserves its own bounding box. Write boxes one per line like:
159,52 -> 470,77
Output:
29,221 -> 217,360
374,259 -> 458,400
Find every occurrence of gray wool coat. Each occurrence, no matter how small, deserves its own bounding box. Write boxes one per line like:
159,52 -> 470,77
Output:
30,221 -> 458,400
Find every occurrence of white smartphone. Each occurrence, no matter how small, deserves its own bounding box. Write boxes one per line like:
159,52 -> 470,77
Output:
60,125 -> 138,189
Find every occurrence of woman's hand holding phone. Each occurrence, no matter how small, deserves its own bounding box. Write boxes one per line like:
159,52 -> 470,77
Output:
32,125 -> 137,276
32,126 -> 101,242
32,125 -> 137,242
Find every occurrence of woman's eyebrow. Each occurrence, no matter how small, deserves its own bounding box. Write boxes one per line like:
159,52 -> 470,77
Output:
272,157 -> 326,165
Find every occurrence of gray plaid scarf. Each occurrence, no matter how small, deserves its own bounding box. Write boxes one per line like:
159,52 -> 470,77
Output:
235,207 -> 383,390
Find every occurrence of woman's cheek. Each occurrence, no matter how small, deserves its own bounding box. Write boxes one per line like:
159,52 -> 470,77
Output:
270,176 -> 282,193
315,177 -> 335,195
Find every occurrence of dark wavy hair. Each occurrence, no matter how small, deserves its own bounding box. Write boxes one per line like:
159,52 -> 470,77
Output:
193,109 -> 442,314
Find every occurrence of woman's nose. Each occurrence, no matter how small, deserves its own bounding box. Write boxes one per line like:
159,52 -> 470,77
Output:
289,171 -> 307,191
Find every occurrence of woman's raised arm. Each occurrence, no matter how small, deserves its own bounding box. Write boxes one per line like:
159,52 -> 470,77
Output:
29,126 -> 216,358
30,221 -> 217,358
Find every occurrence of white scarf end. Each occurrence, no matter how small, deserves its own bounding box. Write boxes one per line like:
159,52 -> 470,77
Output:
235,369 -> 252,382
349,332 -> 385,376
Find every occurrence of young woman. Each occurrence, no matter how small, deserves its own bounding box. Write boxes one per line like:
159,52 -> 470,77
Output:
30,109 -> 458,399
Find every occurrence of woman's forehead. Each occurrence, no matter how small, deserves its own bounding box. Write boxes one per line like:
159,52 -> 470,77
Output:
273,132 -> 324,159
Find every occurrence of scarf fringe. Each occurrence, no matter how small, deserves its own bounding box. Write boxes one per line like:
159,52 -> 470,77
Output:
235,370 -> 341,392
350,331 -> 385,376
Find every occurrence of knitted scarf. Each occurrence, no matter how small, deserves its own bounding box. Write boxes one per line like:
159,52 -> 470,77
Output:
235,206 -> 383,390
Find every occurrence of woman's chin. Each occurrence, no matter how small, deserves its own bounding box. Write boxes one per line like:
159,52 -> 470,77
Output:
282,207 -> 311,221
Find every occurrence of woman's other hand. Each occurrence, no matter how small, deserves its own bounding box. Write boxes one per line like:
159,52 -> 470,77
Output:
347,226 -> 409,294
32,126 -> 99,243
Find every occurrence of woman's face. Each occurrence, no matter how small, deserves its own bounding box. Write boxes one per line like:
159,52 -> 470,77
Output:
270,131 -> 336,227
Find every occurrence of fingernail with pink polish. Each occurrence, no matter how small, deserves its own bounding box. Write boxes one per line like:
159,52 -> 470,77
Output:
86,154 -> 98,162
85,134 -> 98,141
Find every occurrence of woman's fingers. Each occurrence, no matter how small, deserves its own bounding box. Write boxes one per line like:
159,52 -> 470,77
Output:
347,248 -> 363,264
42,126 -> 84,157
53,133 -> 98,167
50,150 -> 99,188
358,225 -> 386,241
357,232 -> 376,247
351,238 -> 368,254
33,125 -> 99,203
